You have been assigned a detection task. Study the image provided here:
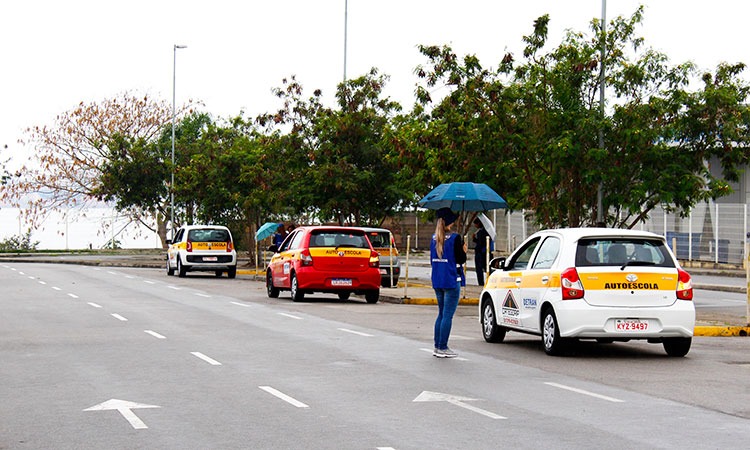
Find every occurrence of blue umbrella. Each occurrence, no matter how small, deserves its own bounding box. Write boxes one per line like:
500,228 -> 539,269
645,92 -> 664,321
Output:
418,182 -> 508,211
255,222 -> 281,241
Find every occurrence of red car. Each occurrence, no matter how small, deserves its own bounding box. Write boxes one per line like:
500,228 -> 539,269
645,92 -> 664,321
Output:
266,226 -> 381,303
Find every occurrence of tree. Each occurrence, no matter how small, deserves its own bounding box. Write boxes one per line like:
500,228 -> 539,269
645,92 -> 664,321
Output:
7,92 -> 182,243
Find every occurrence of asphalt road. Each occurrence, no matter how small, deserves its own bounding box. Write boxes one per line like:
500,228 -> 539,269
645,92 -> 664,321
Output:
2,263 -> 750,449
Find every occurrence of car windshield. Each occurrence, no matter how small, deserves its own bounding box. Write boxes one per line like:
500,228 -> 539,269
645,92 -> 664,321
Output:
188,229 -> 230,242
575,238 -> 674,268
309,231 -> 369,249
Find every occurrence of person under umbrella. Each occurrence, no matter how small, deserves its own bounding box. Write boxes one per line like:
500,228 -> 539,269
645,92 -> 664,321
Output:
430,207 -> 467,358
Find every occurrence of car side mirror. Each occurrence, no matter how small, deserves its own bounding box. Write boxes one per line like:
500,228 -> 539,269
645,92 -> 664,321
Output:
488,257 -> 506,274
268,244 -> 279,253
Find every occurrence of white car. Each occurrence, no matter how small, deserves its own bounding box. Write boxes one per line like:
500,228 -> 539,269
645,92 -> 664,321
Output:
479,228 -> 695,356
167,225 -> 237,278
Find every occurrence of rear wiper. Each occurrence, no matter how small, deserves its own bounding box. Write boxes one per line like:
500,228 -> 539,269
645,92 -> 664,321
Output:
620,260 -> 656,270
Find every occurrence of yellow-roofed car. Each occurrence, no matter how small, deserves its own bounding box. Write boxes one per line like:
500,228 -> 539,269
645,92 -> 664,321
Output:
479,228 -> 695,356
266,226 -> 381,303
167,225 -> 237,278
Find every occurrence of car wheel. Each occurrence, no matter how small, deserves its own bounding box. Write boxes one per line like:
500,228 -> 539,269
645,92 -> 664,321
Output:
177,258 -> 187,278
364,290 -> 379,304
166,258 -> 174,276
663,337 -> 691,357
266,270 -> 279,298
290,273 -> 304,302
338,292 -> 351,301
542,308 -> 567,356
227,265 -> 237,279
481,299 -> 506,343
215,270 -> 223,277
381,279 -> 392,288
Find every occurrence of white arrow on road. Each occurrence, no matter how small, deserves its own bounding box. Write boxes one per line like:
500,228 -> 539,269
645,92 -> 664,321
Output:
413,391 -> 506,419
84,399 -> 161,429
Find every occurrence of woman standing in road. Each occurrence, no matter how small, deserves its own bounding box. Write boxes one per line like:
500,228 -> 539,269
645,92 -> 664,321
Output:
430,208 -> 467,358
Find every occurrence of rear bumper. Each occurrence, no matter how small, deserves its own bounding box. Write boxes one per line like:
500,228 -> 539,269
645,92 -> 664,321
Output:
296,267 -> 381,291
554,300 -> 696,339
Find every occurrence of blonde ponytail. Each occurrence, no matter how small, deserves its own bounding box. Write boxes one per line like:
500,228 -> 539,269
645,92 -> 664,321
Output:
435,218 -> 446,258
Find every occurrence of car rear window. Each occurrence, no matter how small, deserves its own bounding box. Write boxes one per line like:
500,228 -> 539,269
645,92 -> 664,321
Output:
365,231 -> 392,248
188,229 -> 230,242
309,231 -> 369,248
575,238 -> 674,268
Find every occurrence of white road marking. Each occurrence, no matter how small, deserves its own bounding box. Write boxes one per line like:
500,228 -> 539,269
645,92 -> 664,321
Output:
107,271 -> 118,275
544,382 -> 625,403
231,301 -> 252,307
144,330 -> 166,339
193,292 -> 211,298
111,313 -> 128,321
191,352 -> 222,365
278,312 -> 302,320
18,271 -> 25,275
87,302 -> 103,308
84,399 -> 160,430
377,448 -> 396,450
67,293 -> 79,299
259,386 -> 309,408
28,276 -> 36,280
38,280 -> 46,285
414,391 -> 505,419
125,275 -> 135,279
167,285 -> 180,290
338,328 -> 374,337
143,280 -> 156,285
52,286 -> 61,291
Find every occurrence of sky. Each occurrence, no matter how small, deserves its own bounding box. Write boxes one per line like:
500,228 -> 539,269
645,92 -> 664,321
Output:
2,0 -> 749,170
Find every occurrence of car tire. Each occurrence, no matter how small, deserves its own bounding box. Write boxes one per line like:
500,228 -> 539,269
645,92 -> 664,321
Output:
177,258 -> 187,278
227,266 -> 237,279
663,337 -> 691,357
266,270 -> 280,298
364,290 -> 379,304
481,299 -> 506,343
338,292 -> 351,301
166,258 -> 174,276
290,273 -> 304,302
542,308 -> 567,356
215,270 -> 223,277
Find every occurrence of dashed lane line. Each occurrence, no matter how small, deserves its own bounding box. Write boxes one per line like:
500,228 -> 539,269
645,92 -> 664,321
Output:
111,313 -> 128,322
278,312 -> 303,320
87,302 -> 103,308
144,330 -> 166,339
544,382 -> 624,403
338,328 -> 374,337
191,352 -> 222,366
258,386 -> 309,408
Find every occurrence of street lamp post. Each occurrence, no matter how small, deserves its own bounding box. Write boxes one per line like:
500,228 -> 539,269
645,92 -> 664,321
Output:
171,44 -> 187,241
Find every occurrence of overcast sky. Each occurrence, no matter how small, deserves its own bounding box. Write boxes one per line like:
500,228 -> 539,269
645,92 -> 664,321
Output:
2,0 -> 749,170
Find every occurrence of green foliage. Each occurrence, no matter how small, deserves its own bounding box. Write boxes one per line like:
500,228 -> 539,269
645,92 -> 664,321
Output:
0,233 -> 39,252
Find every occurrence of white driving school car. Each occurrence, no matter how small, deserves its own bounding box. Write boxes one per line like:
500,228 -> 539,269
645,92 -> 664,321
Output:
167,225 -> 237,278
479,228 -> 695,356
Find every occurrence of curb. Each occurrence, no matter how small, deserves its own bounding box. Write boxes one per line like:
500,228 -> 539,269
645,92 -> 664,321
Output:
694,326 -> 750,337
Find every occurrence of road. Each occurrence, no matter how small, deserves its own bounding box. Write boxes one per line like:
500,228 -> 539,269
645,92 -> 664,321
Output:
2,262 -> 750,449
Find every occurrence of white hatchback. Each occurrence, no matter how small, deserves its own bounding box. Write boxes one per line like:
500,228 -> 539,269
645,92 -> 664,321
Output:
167,225 -> 237,278
479,228 -> 695,356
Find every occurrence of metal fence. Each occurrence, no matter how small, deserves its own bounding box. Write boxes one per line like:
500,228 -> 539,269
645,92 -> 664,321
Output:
398,202 -> 748,266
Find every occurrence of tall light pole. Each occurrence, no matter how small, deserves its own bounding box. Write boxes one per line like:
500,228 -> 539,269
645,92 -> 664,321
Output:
596,0 -> 606,226
343,0 -> 348,82
171,44 -> 186,240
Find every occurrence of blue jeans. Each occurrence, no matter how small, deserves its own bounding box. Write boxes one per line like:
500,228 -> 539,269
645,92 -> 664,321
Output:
434,284 -> 461,350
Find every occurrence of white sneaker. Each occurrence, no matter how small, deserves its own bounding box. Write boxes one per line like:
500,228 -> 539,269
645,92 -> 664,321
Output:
440,348 -> 458,358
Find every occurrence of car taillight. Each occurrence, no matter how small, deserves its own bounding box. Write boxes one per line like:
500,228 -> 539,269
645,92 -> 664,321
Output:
227,241 -> 233,252
676,268 -> 693,300
300,250 -> 313,266
186,240 -> 192,252
369,250 -> 380,268
561,267 -> 584,300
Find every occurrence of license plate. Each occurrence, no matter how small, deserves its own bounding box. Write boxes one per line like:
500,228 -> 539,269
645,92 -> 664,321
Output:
379,269 -> 387,275
203,256 -> 218,262
331,278 -> 352,287
615,319 -> 649,331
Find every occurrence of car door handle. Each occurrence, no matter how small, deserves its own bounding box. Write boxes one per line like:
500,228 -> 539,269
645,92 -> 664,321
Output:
515,278 -> 522,285
541,276 -> 549,284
